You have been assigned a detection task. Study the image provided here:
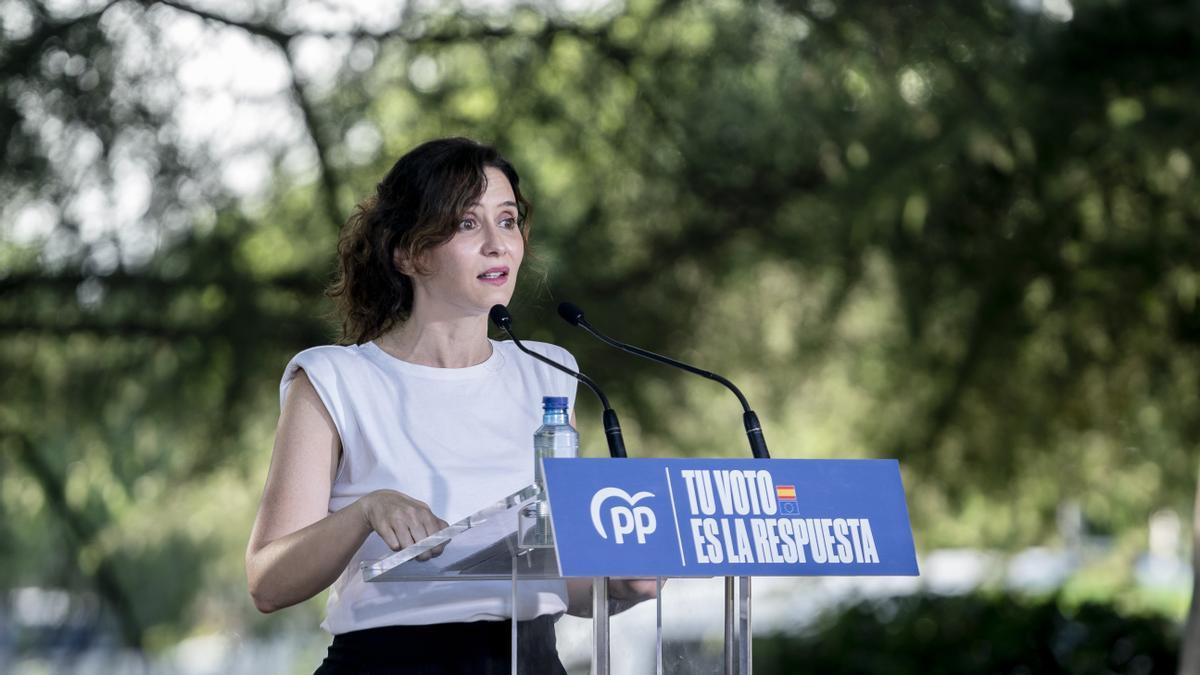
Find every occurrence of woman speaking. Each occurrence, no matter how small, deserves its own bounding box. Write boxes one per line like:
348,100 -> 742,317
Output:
244,137 -> 650,673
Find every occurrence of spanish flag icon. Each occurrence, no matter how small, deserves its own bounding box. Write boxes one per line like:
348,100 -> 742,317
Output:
775,484 -> 797,501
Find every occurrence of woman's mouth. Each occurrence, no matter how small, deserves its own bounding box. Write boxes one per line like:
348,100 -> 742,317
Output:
477,267 -> 510,285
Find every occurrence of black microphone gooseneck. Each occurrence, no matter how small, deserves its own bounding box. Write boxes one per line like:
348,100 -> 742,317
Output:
489,305 -> 627,459
557,302 -> 771,459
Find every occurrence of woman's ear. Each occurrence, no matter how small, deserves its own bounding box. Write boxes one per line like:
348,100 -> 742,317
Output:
393,246 -> 413,275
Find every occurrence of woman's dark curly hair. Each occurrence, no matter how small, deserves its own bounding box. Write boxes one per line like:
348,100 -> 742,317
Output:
327,137 -> 532,345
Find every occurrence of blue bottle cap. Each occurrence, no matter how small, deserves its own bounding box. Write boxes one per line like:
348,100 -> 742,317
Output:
542,396 -> 569,410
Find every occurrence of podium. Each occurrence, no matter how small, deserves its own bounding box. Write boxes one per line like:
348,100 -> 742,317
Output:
362,483 -> 632,673
363,459 -> 919,674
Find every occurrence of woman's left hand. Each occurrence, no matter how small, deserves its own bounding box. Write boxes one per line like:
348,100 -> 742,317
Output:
563,578 -> 668,616
611,578 -> 664,602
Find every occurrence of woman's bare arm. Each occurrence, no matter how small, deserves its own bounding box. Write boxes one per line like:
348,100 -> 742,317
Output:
245,370 -> 445,613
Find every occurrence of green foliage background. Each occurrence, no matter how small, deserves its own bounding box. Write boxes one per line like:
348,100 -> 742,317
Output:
755,593 -> 1179,674
1,0 -> 1197,658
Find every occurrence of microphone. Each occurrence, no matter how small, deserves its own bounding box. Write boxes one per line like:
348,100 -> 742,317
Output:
489,305 -> 627,459
557,301 -> 771,459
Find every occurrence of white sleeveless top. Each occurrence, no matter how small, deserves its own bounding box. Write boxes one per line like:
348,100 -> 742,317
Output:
278,339 -> 579,634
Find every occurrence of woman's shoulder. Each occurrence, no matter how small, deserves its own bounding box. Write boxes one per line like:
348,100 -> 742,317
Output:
279,344 -> 375,412
286,343 -> 371,371
495,339 -> 577,367
282,344 -> 381,388
290,342 -> 365,361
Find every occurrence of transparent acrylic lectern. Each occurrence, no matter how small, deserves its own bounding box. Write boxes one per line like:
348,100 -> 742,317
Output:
360,484 -> 739,674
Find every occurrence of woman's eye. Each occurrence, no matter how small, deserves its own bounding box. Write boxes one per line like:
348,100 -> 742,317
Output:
458,219 -> 477,230
500,217 -> 518,229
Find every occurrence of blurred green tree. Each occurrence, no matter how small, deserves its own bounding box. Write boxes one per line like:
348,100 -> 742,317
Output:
1,0 -> 1196,662
754,592 -> 1178,674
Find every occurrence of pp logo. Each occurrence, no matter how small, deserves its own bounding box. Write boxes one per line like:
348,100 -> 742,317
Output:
590,487 -> 657,544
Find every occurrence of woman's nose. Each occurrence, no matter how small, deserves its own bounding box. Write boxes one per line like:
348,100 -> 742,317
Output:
481,221 -> 508,255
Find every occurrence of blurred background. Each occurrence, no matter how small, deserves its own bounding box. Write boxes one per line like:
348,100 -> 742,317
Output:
2,0 -> 1198,672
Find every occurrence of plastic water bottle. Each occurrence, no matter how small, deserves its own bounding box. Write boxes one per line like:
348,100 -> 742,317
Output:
533,396 -> 578,493
524,396 -> 577,548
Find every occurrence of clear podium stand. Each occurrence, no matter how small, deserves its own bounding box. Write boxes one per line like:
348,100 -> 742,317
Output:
361,484 -> 747,674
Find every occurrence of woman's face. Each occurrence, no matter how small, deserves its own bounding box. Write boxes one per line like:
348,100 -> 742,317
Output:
400,166 -> 525,319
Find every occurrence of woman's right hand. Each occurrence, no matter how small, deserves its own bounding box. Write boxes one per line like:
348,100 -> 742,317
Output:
357,490 -> 450,559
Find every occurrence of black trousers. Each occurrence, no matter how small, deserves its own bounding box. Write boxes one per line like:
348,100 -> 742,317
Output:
313,615 -> 568,675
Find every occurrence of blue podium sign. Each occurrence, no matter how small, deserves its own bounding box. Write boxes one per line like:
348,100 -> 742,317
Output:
542,458 -> 919,578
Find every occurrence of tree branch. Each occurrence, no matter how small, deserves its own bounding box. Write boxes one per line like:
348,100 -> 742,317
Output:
5,430 -> 144,649
0,315 -> 329,343
145,0 -> 519,45
145,0 -> 293,45
0,0 -> 122,81
281,48 -> 344,232
0,269 -> 323,294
